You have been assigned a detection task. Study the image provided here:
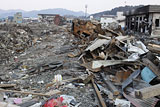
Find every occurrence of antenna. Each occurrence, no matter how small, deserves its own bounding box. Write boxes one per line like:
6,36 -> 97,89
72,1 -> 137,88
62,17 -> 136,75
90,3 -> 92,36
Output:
85,4 -> 88,18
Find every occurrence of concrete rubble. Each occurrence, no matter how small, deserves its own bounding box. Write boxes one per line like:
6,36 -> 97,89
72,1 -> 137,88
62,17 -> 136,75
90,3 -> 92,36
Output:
0,19 -> 160,107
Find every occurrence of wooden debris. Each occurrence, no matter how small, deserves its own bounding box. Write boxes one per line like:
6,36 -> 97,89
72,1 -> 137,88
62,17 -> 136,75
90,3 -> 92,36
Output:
135,83 -> 160,99
91,78 -> 107,107
85,71 -> 106,107
147,44 -> 160,54
0,84 -> 16,88
98,34 -> 111,40
100,73 -> 120,95
46,77 -> 80,88
45,90 -> 61,96
106,28 -> 120,36
46,74 -> 93,88
142,58 -> 160,77
0,89 -> 60,97
68,53 -> 75,58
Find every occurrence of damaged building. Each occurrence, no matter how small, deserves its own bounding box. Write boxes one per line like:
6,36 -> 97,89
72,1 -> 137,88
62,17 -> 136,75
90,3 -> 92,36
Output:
125,5 -> 160,35
100,12 -> 125,28
100,15 -> 116,27
38,14 -> 65,25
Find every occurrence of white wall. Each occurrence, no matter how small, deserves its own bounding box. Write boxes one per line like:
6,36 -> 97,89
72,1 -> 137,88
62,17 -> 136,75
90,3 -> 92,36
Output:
117,12 -> 125,20
116,12 -> 125,28
152,13 -> 160,35
100,17 -> 117,27
119,21 -> 125,28
100,12 -> 126,28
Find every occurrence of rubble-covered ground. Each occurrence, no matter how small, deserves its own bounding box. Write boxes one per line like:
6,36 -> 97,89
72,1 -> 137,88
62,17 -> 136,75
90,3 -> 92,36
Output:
0,23 -> 99,107
1,20 -> 160,107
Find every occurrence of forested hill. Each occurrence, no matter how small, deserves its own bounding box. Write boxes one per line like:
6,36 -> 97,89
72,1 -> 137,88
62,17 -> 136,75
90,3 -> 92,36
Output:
90,5 -> 144,18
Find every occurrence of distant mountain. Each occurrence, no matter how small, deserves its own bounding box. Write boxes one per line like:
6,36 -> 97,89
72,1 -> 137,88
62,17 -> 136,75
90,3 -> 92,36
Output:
90,5 -> 144,18
0,8 -> 87,18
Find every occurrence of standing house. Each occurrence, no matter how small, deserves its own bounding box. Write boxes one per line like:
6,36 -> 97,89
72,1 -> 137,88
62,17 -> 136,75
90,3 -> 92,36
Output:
124,5 -> 160,35
14,12 -> 22,24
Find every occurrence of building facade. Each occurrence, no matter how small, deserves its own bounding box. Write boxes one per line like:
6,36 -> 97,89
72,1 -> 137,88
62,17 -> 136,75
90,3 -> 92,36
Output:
124,5 -> 160,35
100,15 -> 117,28
38,14 -> 65,25
14,12 -> 22,24
6,16 -> 14,23
116,12 -> 125,28
100,12 -> 126,28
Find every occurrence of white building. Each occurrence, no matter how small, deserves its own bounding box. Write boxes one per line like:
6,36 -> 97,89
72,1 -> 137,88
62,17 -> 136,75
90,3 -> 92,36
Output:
100,15 -> 116,28
116,12 -> 125,28
100,12 -> 126,28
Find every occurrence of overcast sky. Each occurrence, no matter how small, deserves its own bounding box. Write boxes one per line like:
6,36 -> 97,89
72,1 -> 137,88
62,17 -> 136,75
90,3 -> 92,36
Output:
0,0 -> 160,14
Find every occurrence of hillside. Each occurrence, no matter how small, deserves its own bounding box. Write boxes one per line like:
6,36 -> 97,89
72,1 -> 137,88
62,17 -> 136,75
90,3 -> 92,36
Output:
90,5 -> 144,18
0,8 -> 86,18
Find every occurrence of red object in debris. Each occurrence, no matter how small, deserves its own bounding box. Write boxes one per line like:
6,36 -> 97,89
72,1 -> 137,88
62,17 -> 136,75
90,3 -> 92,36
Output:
54,15 -> 61,26
43,97 -> 67,107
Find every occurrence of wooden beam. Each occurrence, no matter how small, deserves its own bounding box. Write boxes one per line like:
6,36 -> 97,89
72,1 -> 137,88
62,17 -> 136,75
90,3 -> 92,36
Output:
91,78 -> 107,107
100,73 -> 120,95
0,89 -> 60,97
87,71 -> 107,107
147,44 -> 160,54
135,83 -> 160,99
0,84 -> 16,88
142,58 -> 160,77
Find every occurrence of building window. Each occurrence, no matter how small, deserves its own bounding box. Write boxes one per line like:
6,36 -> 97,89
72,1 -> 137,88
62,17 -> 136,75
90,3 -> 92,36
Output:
140,17 -> 142,21
136,17 -> 138,21
155,19 -> 160,27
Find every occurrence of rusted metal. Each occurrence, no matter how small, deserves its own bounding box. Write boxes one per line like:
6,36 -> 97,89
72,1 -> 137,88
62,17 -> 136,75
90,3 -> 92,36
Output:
72,19 -> 105,38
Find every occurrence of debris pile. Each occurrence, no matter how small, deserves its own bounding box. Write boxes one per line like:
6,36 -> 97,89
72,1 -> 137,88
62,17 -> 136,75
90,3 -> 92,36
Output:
72,19 -> 105,45
0,19 -> 160,107
0,23 -> 95,107
0,24 -> 36,64
72,19 -> 160,106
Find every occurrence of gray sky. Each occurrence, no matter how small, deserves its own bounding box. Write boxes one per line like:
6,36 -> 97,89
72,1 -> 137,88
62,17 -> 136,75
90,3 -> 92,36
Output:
0,0 -> 160,14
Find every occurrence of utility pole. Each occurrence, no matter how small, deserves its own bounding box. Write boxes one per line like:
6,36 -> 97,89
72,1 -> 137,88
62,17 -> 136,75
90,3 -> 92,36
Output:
124,1 -> 127,6
85,5 -> 88,19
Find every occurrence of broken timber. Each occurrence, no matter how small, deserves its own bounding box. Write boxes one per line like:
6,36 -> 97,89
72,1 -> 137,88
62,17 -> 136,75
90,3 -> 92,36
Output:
100,73 -> 119,95
142,58 -> 160,77
147,44 -> 160,54
91,78 -> 107,107
0,89 -> 61,97
87,70 -> 107,107
135,83 -> 160,99
0,84 -> 16,88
